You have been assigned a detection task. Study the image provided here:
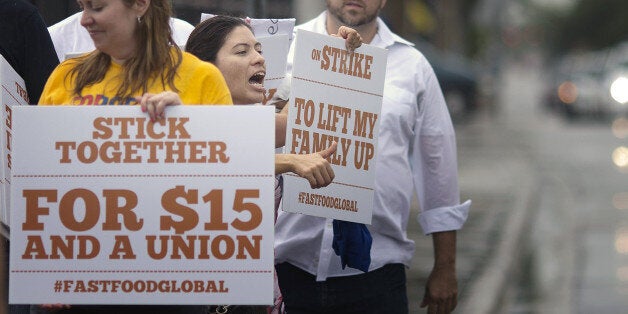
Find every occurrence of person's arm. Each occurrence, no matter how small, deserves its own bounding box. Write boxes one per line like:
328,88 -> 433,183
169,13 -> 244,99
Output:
412,53 -> 470,313
421,230 -> 458,313
275,141 -> 337,188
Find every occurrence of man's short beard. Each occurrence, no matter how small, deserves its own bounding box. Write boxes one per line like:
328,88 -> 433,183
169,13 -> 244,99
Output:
327,5 -> 378,27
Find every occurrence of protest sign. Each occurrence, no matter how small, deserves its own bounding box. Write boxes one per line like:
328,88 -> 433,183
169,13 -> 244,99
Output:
282,30 -> 388,224
0,54 -> 29,237
200,14 -> 295,43
257,34 -> 290,105
9,106 -> 275,305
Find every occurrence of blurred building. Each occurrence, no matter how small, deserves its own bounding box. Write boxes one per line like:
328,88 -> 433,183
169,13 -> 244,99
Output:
35,0 -> 465,52
32,0 -> 484,119
172,0 -> 293,25
33,0 -> 320,27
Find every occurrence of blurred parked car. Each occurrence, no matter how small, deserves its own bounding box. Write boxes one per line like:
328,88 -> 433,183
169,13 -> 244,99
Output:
545,42 -> 628,120
413,38 -> 480,121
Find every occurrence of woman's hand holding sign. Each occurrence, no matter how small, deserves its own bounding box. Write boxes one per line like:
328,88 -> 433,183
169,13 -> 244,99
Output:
138,91 -> 183,122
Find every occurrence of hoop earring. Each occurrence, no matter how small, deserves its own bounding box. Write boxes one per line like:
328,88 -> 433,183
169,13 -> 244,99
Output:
137,16 -> 142,24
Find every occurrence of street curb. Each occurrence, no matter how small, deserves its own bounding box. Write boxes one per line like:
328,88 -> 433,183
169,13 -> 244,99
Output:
457,168 -> 539,313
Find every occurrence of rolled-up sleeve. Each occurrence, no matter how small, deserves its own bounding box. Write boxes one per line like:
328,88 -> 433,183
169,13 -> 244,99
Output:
413,58 -> 471,235
419,200 -> 471,234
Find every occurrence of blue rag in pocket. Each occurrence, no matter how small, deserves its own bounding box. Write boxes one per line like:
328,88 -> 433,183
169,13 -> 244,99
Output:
332,220 -> 372,272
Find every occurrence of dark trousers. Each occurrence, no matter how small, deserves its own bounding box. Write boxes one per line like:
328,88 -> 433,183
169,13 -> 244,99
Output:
275,263 -> 408,314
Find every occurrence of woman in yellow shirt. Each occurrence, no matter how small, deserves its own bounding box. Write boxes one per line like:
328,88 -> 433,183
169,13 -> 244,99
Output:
39,0 -> 233,118
35,1 -> 230,314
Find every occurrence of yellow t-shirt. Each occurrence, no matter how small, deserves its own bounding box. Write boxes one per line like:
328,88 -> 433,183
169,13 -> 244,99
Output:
39,51 -> 233,106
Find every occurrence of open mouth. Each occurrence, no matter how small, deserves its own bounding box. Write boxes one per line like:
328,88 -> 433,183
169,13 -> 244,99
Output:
248,71 -> 265,89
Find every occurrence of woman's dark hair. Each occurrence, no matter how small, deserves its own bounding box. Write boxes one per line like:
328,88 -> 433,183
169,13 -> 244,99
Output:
185,15 -> 253,63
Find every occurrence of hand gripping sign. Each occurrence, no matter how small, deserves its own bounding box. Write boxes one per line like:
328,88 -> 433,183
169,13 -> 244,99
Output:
282,30 -> 388,224
9,106 -> 275,305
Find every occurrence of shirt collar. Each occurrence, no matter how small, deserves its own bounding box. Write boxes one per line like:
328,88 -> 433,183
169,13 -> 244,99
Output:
372,17 -> 415,48
310,11 -> 415,49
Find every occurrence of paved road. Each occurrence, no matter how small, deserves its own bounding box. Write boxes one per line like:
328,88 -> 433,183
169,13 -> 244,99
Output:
407,52 -> 628,314
406,107 -> 537,313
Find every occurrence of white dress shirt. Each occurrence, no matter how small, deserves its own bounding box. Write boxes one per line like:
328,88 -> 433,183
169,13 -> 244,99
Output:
274,12 -> 471,281
47,12 -> 194,61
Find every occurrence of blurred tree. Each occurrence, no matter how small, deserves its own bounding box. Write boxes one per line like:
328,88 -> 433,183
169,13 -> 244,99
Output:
382,0 -> 482,56
405,0 -> 437,36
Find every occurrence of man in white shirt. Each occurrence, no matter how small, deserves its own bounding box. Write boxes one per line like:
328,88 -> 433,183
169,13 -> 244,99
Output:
274,1 -> 471,313
47,11 -> 194,62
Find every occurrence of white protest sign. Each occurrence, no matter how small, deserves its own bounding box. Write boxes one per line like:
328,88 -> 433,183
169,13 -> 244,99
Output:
257,35 -> 290,105
200,14 -> 295,43
0,54 -> 29,237
9,106 -> 275,305
282,30 -> 388,224
199,14 -> 294,106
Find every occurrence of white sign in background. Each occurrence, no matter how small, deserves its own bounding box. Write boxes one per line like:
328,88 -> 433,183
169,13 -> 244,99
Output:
200,14 -> 295,43
257,34 -> 290,105
0,54 -> 29,236
9,106 -> 275,305
282,30 -> 388,224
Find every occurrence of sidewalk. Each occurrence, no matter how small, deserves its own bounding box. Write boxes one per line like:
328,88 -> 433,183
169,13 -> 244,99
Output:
405,110 -> 539,313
